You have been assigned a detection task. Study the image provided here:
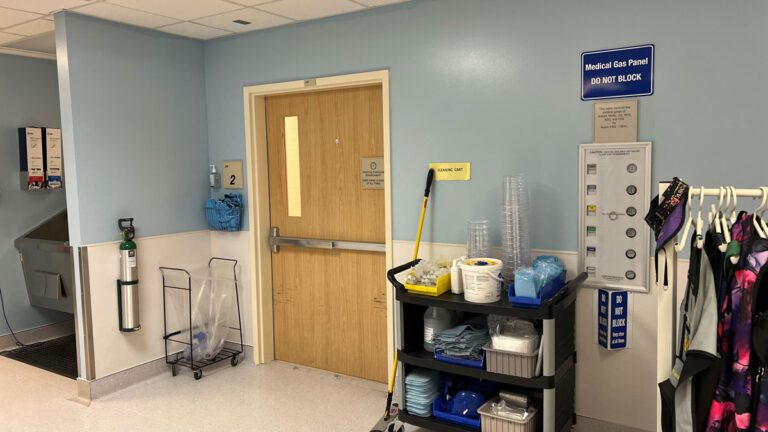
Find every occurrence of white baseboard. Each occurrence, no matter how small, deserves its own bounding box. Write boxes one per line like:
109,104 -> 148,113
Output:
85,342 -> 254,400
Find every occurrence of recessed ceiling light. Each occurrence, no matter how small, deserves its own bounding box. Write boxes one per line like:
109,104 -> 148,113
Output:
232,19 -> 251,25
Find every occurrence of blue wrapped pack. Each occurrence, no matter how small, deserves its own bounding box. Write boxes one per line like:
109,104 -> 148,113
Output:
513,256 -> 565,299
513,267 -> 537,298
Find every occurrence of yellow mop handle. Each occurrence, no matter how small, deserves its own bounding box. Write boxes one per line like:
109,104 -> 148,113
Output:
412,169 -> 435,260
388,352 -> 398,393
384,169 -> 434,418
413,197 -> 428,260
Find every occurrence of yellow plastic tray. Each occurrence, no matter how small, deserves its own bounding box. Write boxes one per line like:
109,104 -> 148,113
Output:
405,272 -> 451,297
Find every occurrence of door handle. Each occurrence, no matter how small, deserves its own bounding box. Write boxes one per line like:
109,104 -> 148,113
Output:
270,227 -> 385,254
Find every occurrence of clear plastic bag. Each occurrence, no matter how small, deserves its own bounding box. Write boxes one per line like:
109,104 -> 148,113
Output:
487,316 -> 540,354
514,256 -> 565,299
167,263 -> 237,363
532,256 -> 564,287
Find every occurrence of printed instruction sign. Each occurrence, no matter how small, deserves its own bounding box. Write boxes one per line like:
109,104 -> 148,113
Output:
593,99 -> 638,143
429,162 -> 471,181
582,45 -> 654,100
361,157 -> 384,189
597,289 -> 631,350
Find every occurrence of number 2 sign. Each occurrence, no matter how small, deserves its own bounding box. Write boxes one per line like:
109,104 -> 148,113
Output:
223,160 -> 244,189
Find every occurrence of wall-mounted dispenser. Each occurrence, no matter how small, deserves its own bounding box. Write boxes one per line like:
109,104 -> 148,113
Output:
209,164 -> 220,189
18,127 -> 64,191
117,218 -> 140,332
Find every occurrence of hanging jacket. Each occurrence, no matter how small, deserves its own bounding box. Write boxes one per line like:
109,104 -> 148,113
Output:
661,233 -> 720,432
750,239 -> 768,432
708,215 -> 767,431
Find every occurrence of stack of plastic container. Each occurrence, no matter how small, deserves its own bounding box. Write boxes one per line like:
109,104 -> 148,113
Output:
467,220 -> 490,258
405,368 -> 442,417
501,175 -> 532,282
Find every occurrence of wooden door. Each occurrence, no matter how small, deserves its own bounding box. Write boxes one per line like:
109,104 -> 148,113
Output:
266,85 -> 387,382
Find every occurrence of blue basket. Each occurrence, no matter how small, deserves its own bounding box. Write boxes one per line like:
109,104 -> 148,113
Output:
508,270 -> 567,308
434,350 -> 485,369
205,194 -> 243,231
432,398 -> 482,430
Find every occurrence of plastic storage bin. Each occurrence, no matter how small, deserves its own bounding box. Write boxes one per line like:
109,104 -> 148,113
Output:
508,269 -> 566,308
433,398 -> 482,430
405,271 -> 451,297
483,344 -> 538,378
478,398 -> 538,432
435,350 -> 485,370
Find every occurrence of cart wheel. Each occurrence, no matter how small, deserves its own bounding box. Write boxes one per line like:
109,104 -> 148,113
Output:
171,364 -> 178,377
194,370 -> 203,380
231,355 -> 239,367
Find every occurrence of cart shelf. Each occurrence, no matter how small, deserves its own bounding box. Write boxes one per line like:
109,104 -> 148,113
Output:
398,411 -> 478,432
393,262 -> 584,320
398,350 -> 574,389
399,409 -> 572,432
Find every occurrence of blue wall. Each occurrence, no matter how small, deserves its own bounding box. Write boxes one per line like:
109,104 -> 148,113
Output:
55,12 -> 210,245
205,0 -> 768,250
0,54 -> 71,335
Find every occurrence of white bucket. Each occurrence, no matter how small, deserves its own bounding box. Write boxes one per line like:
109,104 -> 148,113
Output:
459,258 -> 504,303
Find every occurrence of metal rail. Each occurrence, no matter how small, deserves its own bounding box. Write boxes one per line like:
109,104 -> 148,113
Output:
269,227 -> 385,253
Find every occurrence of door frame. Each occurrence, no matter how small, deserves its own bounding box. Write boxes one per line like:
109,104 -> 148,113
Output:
242,70 -> 394,372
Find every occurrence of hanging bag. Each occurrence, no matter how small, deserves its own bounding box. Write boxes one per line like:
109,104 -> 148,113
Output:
751,263 -> 768,431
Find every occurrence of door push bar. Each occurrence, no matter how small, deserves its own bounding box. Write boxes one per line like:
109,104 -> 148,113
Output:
269,227 -> 385,254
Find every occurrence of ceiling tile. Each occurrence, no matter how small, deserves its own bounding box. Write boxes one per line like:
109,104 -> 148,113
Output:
194,8 -> 292,33
0,31 -> 24,44
353,0 -> 409,6
4,18 -> 54,36
256,0 -> 363,21
107,0 -> 242,21
4,31 -> 55,53
76,2 -> 180,28
158,21 -> 231,40
0,7 -> 41,28
0,0 -> 91,14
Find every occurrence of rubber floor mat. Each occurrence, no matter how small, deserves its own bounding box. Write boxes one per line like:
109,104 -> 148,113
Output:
1,335 -> 77,379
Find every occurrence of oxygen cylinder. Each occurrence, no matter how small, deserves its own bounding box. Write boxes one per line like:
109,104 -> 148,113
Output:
117,218 -> 140,332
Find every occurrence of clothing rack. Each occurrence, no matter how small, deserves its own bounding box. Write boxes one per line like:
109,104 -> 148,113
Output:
656,183 -> 768,430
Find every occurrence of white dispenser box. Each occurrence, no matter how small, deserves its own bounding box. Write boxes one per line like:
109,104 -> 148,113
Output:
19,127 -> 45,190
45,128 -> 63,189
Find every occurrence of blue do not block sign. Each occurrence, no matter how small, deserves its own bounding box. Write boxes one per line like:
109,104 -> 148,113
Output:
598,289 -> 630,350
582,44 -> 654,100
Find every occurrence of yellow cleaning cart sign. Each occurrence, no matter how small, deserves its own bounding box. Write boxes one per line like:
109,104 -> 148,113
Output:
429,162 -> 471,181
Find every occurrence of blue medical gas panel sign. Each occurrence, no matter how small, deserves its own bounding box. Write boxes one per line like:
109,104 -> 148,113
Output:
582,44 -> 654,100
598,289 -> 630,350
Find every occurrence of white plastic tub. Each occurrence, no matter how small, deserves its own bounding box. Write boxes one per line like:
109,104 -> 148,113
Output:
459,258 -> 503,303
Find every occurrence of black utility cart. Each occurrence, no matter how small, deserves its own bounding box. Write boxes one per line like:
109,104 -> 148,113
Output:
389,259 -> 586,432
160,258 -> 244,380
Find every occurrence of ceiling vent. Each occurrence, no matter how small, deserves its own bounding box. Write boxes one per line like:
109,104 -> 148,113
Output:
232,19 -> 251,25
